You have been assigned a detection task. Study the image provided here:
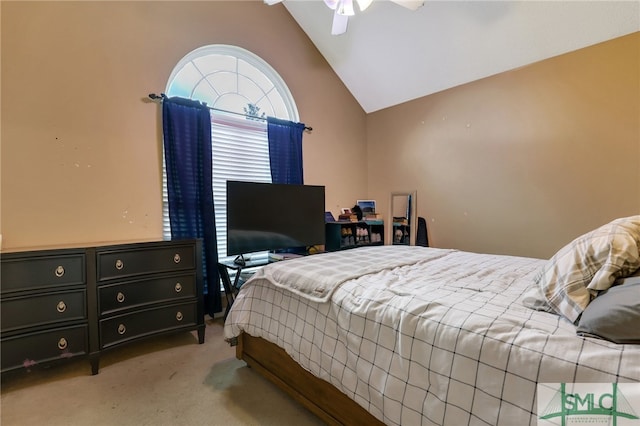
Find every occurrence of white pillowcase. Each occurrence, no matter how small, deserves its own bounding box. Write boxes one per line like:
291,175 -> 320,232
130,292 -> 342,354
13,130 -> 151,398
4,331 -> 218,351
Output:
530,215 -> 640,323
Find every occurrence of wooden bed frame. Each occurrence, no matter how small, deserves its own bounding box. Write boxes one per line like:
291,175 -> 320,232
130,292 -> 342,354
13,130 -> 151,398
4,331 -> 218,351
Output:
236,332 -> 385,426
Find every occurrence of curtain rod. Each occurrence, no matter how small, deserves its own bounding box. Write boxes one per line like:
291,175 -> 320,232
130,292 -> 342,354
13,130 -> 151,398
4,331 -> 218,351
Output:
148,93 -> 312,132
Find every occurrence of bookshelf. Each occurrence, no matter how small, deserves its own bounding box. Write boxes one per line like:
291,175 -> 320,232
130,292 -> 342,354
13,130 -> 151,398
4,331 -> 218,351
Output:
392,222 -> 410,245
325,220 -> 384,252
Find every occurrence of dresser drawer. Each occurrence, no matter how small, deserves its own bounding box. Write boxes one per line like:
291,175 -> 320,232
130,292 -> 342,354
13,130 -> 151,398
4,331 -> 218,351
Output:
98,273 -> 196,315
1,325 -> 88,373
1,251 -> 85,294
100,301 -> 197,349
1,290 -> 86,333
96,243 -> 196,281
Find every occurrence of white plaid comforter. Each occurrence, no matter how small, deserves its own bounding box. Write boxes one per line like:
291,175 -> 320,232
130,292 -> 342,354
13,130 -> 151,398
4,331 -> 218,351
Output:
224,246 -> 640,426
242,245 -> 453,302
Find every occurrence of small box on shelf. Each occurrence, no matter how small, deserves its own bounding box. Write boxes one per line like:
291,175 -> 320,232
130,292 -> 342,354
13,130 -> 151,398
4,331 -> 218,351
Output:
338,213 -> 358,222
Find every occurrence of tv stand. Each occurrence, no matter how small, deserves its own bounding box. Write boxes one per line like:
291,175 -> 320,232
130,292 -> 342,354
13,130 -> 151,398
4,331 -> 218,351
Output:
218,252 -> 309,320
218,257 -> 270,320
268,252 -> 304,262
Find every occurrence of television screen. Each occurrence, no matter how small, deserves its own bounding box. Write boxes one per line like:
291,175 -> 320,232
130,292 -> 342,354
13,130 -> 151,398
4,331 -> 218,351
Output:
226,180 -> 326,256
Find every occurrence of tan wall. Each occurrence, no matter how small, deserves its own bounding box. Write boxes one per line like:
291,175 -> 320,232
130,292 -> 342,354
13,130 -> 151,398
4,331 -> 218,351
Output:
3,2 -> 638,258
1,1 -> 367,250
367,33 -> 640,259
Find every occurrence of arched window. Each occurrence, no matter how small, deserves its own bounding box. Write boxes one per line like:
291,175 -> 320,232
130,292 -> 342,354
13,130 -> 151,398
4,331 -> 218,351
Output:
166,45 -> 299,121
163,45 -> 299,259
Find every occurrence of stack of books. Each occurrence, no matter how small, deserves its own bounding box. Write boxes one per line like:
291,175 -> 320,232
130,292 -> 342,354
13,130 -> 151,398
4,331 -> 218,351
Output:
393,216 -> 409,225
338,213 -> 358,222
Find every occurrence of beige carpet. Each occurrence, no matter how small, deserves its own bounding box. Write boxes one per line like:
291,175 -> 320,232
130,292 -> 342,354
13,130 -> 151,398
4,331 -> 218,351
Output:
1,317 -> 325,426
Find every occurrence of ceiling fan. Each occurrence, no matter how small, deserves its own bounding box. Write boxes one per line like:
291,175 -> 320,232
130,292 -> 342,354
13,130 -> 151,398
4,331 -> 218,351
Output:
264,0 -> 425,35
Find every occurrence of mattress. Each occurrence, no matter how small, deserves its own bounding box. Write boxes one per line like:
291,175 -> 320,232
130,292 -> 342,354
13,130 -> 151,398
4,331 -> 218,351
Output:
224,245 -> 640,425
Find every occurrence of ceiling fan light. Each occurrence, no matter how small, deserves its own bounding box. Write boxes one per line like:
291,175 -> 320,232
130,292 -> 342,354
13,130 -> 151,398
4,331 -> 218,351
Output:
324,0 -> 339,11
356,0 -> 373,11
336,0 -> 355,16
331,11 -> 349,35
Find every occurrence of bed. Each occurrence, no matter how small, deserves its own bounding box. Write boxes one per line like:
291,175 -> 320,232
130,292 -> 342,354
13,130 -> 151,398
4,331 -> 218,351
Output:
223,216 -> 640,425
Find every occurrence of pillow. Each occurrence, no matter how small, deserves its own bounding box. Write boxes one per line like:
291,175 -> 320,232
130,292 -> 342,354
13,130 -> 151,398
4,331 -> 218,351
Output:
532,215 -> 640,323
576,279 -> 640,344
521,284 -> 556,313
613,268 -> 640,286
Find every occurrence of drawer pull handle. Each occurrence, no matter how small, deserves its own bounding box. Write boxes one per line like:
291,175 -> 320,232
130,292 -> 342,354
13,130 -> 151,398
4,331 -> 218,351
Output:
55,266 -> 65,277
117,324 -> 127,335
173,254 -> 181,264
175,282 -> 182,293
56,301 -> 67,313
116,292 -> 125,303
176,311 -> 183,321
58,337 -> 68,350
115,259 -> 124,270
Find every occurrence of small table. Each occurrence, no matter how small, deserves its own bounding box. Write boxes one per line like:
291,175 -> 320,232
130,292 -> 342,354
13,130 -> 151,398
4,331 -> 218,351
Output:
218,258 -> 269,320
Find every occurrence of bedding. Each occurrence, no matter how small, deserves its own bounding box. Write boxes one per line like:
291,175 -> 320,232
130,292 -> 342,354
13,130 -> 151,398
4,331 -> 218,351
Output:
224,244 -> 640,426
576,279 -> 640,344
240,244 -> 453,302
526,215 -> 640,323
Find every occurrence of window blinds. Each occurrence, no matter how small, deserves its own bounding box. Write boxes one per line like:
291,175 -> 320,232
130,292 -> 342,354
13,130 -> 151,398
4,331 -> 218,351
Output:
162,111 -> 272,260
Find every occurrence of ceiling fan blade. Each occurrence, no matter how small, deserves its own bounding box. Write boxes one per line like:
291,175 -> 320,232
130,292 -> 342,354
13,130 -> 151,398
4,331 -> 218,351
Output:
336,0 -> 355,16
389,0 -> 425,11
324,0 -> 339,10
263,0 -> 283,5
331,12 -> 349,35
356,0 -> 373,12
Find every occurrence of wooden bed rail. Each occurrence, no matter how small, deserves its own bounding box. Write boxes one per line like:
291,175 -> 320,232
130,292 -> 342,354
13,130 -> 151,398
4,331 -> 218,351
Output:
236,333 -> 385,426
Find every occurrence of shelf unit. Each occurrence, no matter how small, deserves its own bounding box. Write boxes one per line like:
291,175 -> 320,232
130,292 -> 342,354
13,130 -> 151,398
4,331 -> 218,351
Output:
325,220 -> 384,252
392,222 -> 411,245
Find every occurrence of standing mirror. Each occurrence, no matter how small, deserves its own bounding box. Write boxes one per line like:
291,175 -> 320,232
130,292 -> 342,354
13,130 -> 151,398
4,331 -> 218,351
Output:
389,191 -> 417,245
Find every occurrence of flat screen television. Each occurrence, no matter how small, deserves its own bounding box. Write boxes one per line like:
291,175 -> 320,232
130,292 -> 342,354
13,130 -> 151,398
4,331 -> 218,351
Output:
226,180 -> 326,257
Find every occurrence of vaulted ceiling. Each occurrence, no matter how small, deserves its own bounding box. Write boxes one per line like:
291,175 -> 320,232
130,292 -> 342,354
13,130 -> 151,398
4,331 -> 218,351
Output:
280,1 -> 639,113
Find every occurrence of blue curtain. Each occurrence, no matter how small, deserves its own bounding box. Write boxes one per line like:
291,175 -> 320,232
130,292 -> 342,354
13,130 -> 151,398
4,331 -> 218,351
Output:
267,117 -> 306,184
163,96 -> 221,316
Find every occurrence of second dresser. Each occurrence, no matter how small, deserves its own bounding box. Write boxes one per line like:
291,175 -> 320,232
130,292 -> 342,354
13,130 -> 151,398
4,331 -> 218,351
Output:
88,239 -> 204,374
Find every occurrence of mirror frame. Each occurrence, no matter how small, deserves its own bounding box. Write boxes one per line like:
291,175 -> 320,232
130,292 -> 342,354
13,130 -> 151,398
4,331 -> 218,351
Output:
388,190 -> 417,246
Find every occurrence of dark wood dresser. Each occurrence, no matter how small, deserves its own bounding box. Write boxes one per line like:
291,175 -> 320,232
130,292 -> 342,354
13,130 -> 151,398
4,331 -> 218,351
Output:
1,248 -> 89,373
1,239 -> 204,375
